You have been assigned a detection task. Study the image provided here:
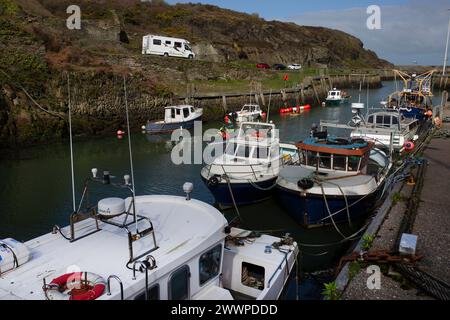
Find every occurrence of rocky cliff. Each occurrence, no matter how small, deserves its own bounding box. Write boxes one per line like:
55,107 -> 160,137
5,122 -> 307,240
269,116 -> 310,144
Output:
0,0 -> 392,148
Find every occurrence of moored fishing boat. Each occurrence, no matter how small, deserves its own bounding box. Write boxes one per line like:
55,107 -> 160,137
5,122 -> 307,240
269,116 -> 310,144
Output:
201,121 -> 298,209
347,102 -> 420,151
275,131 -> 391,227
386,69 -> 436,120
325,88 -> 350,106
0,174 -> 298,300
227,104 -> 263,123
144,105 -> 202,134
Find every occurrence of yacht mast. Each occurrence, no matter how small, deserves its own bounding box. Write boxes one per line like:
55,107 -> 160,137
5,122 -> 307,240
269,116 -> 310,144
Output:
67,73 -> 76,213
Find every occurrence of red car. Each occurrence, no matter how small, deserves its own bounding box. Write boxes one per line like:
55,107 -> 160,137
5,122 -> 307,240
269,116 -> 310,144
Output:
256,63 -> 270,69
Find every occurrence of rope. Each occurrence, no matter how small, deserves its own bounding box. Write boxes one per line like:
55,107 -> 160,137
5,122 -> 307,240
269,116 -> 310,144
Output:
222,174 -> 242,222
0,69 -> 65,119
317,182 -> 348,239
247,178 -> 278,191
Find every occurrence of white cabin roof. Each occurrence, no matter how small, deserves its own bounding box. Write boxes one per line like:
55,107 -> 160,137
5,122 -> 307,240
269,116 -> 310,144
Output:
164,104 -> 195,110
0,195 -> 227,300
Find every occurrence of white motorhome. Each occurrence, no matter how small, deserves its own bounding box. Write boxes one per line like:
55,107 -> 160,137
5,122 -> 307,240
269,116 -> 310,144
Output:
142,34 -> 195,59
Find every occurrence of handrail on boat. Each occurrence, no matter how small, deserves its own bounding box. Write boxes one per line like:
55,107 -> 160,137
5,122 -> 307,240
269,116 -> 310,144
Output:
107,275 -> 124,300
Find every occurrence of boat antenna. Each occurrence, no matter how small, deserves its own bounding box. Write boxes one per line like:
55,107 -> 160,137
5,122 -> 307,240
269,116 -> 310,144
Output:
123,76 -> 137,227
358,76 -> 363,103
67,73 -> 76,213
366,80 -> 370,119
266,89 -> 272,123
443,9 -> 450,76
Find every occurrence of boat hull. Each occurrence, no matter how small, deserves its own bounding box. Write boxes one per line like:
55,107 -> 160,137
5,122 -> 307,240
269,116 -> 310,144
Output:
325,98 -> 348,106
202,176 -> 277,209
275,185 -> 380,227
145,115 -> 202,134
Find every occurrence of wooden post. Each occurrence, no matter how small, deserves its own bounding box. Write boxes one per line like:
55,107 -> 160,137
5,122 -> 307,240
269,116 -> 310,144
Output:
311,81 -> 320,104
222,95 -> 227,112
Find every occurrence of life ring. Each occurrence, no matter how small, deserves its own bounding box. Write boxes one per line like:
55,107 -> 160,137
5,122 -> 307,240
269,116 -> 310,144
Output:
404,141 -> 414,152
297,178 -> 314,190
207,176 -> 220,187
44,272 -> 106,301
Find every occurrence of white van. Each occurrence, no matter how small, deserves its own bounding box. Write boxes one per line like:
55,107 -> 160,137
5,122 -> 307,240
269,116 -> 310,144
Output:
142,34 -> 195,59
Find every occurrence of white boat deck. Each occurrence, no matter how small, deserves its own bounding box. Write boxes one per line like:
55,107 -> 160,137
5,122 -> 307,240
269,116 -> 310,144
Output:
277,166 -> 378,196
0,195 -> 227,300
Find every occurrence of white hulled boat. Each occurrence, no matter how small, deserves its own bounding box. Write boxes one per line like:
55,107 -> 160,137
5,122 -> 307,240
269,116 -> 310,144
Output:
201,122 -> 298,209
0,175 -> 297,300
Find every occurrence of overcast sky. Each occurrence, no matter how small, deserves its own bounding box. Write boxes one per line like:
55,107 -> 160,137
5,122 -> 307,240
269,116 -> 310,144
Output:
167,0 -> 450,65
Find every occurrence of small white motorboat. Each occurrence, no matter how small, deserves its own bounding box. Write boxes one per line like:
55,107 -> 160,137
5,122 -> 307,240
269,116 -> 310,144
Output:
228,104 -> 263,123
201,121 -> 298,209
144,105 -> 202,134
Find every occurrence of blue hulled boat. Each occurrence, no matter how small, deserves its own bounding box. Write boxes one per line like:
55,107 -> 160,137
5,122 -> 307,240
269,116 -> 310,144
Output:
387,69 -> 436,120
275,133 -> 391,227
201,122 -> 298,209
144,105 -> 202,134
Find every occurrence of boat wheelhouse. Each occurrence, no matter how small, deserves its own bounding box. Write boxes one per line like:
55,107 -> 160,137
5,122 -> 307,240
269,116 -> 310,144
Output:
144,105 -> 202,134
0,174 -> 298,300
276,133 -> 391,227
228,104 -> 263,123
349,108 -> 419,151
386,69 -> 436,120
201,122 -> 298,209
325,88 -> 350,106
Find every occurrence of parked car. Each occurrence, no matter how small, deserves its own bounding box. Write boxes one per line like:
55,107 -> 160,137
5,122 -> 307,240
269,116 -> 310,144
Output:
256,63 -> 271,69
288,64 -> 302,70
272,63 -> 287,70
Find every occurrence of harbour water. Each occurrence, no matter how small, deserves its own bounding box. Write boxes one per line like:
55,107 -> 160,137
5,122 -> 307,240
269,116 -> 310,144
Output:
0,81 -> 434,298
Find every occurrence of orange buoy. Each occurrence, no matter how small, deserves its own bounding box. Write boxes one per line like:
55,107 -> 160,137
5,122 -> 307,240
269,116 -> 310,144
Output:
304,104 -> 311,110
404,141 -> 414,152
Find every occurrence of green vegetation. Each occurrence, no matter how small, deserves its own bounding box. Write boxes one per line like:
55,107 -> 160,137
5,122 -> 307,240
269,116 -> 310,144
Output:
361,234 -> 375,251
392,192 -> 407,206
348,261 -> 362,280
322,281 -> 341,300
0,0 -> 19,15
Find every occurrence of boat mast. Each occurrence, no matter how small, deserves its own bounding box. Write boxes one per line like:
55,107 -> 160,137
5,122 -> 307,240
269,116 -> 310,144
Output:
123,76 -> 138,230
443,9 -> 450,76
67,73 -> 76,213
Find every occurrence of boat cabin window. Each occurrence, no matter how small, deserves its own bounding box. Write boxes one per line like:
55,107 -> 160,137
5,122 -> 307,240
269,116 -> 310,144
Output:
333,155 -> 347,171
153,39 -> 162,46
176,108 -> 181,115
190,107 -> 194,113
318,152 -> 331,169
174,42 -> 182,49
253,147 -> 269,159
199,244 -> 222,286
376,115 -> 383,125
305,150 -> 318,167
392,116 -> 398,125
331,92 -> 336,96
171,108 -> 176,119
225,143 -> 237,156
348,156 -> 361,172
236,144 -> 251,158
169,265 -> 190,300
183,108 -> 190,118
242,262 -> 265,290
134,284 -> 160,300
185,44 -> 192,51
368,115 -> 374,124
383,115 -> 391,127
165,40 -> 172,45
299,150 -> 307,165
